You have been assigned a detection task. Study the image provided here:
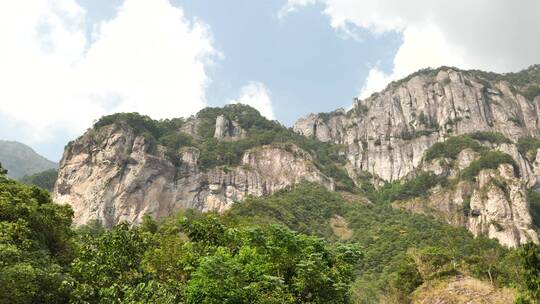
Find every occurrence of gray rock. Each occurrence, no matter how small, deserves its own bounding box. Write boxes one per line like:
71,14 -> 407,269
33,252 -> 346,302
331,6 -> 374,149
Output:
53,123 -> 333,227
294,68 -> 540,181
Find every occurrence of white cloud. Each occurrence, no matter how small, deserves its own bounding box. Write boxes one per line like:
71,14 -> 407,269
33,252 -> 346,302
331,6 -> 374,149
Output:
283,0 -> 540,97
0,0 -> 217,144
278,0 -> 317,19
228,82 -> 275,120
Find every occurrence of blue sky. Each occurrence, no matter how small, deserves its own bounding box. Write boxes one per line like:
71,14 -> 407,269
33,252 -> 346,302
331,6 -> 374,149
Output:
1,0 -> 539,161
77,0 -> 400,124
175,0 -> 399,124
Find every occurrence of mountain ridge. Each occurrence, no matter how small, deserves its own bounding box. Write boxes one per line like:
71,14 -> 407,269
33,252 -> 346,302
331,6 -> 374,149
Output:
52,65 -> 540,247
0,140 -> 57,179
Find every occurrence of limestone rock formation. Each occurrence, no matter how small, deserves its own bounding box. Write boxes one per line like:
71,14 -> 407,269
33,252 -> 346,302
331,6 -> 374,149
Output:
214,115 -> 246,140
294,67 -> 540,182
292,66 -> 540,246
397,150 -> 539,247
53,122 -> 333,227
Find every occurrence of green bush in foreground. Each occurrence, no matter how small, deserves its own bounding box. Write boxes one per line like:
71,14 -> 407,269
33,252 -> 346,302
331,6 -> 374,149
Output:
3,169 -> 539,303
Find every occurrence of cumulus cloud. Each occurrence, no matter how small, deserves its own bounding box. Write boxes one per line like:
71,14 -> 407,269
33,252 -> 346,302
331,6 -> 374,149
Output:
278,0 -> 317,19
283,0 -> 540,97
228,82 -> 275,120
0,0 -> 217,144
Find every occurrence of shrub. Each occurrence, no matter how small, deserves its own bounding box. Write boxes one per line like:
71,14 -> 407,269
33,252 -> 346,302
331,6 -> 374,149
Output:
528,189 -> 540,229
467,132 -> 512,144
424,136 -> 485,161
523,86 -> 540,101
460,151 -> 519,180
371,172 -> 448,204
518,136 -> 540,161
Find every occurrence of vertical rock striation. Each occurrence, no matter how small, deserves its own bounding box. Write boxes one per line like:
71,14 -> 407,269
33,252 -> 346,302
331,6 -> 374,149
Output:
294,67 -> 540,182
54,119 -> 333,227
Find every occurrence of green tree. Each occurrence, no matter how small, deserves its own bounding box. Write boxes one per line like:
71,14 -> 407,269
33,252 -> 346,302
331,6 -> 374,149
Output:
69,223 -> 173,303
519,243 -> 540,301
0,175 -> 74,304
19,169 -> 58,191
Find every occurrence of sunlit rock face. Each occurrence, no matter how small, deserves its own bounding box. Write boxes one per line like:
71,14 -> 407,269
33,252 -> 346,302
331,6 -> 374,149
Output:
53,119 -> 333,227
294,68 -> 540,182
294,66 -> 540,247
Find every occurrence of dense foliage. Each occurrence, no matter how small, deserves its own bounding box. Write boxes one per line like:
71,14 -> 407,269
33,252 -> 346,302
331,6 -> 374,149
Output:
224,183 -> 530,303
366,172 -> 448,204
519,243 -> 540,302
518,136 -> 540,162
93,105 -> 355,191
424,135 -> 485,161
0,173 -> 362,303
19,169 -> 58,191
460,150 -> 519,180
528,189 -> 540,229
0,171 -> 74,303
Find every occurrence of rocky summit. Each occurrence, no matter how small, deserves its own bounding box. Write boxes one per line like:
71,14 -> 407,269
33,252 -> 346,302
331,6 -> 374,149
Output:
53,65 -> 540,247
54,107 -> 335,228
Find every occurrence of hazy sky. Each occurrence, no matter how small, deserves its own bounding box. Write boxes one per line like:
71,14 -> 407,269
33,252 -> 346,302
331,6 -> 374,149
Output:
1,0 -> 539,161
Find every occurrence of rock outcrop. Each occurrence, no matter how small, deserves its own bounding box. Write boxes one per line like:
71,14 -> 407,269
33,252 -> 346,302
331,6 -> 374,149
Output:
214,115 -> 246,140
396,149 -> 539,247
294,67 -> 540,182
411,276 -> 516,304
53,121 -> 333,227
293,66 -> 540,246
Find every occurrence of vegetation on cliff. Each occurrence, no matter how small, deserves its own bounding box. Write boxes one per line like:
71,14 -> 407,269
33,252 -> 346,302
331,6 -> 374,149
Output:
3,159 -> 540,303
93,104 -> 355,191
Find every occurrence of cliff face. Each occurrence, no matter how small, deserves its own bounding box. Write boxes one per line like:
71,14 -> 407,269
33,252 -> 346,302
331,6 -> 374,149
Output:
53,120 -> 333,227
294,67 -> 540,182
395,148 -> 539,247
293,66 -> 540,247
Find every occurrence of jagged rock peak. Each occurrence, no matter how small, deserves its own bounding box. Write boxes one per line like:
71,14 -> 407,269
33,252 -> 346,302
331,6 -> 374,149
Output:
53,105 -> 336,227
294,65 -> 540,181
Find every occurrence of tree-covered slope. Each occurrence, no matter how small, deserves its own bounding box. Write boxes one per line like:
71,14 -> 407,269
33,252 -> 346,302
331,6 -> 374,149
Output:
2,159 -> 540,303
0,164 -> 360,304
19,169 -> 58,191
225,183 -> 521,302
0,140 -> 57,178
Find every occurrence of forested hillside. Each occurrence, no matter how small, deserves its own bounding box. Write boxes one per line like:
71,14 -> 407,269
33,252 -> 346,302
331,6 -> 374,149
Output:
2,160 -> 540,303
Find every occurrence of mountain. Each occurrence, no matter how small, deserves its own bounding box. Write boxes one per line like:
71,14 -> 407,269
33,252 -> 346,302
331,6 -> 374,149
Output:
19,65 -> 540,303
293,65 -> 540,181
54,106 -> 339,227
53,65 -> 540,248
0,140 -> 57,179
292,65 -> 540,247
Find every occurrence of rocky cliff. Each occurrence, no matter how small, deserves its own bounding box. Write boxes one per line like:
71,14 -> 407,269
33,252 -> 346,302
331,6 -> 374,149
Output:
53,66 -> 540,248
53,111 -> 334,227
294,66 -> 540,182
395,146 -> 539,247
293,65 -> 540,247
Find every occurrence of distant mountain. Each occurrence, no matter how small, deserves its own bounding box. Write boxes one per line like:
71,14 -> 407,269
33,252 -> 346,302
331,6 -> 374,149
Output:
0,140 -> 57,179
